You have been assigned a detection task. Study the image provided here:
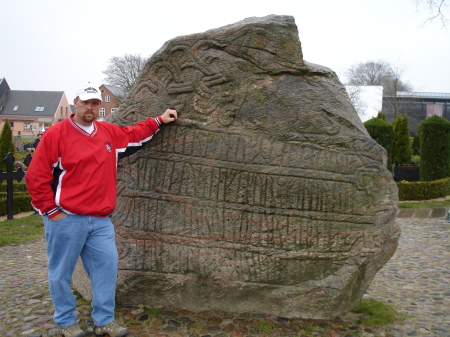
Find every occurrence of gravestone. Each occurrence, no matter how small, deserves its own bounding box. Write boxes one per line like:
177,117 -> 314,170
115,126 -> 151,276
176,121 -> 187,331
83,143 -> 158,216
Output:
13,135 -> 23,151
394,164 -> 420,182
74,15 -> 400,319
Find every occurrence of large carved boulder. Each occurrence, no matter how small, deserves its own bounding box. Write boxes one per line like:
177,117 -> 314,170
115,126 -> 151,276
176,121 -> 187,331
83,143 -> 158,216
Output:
84,15 -> 400,318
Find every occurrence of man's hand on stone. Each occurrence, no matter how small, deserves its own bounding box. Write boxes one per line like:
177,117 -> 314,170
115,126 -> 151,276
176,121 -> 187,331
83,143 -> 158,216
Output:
160,109 -> 178,123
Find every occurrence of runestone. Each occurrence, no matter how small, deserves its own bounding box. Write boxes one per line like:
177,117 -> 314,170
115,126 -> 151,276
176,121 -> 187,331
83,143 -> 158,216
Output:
74,15 -> 399,319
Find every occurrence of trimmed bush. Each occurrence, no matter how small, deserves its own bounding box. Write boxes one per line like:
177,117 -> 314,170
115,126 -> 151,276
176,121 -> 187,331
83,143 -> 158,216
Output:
412,124 -> 421,156
0,194 -> 33,216
377,112 -> 387,121
392,115 -> 413,165
0,181 -> 33,216
0,181 -> 29,193
419,115 -> 450,182
397,177 -> 450,200
0,118 -> 15,172
364,117 -> 394,170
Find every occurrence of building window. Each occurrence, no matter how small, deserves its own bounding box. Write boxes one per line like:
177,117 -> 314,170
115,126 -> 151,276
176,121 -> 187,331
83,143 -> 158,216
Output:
24,123 -> 32,131
35,107 -> 45,112
111,108 -> 117,113
99,108 -> 106,117
13,105 -> 19,111
66,107 -> 68,116
426,103 -> 444,118
105,95 -> 111,103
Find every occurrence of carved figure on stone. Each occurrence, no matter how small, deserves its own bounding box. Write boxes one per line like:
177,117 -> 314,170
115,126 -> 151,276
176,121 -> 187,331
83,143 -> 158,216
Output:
73,15 -> 399,319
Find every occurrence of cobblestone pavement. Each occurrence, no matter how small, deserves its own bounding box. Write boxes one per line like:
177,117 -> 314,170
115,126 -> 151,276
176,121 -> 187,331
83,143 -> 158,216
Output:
0,211 -> 449,337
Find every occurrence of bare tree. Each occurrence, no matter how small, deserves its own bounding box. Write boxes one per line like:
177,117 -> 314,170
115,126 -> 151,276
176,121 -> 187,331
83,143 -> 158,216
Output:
344,60 -> 413,119
383,62 -> 413,96
103,54 -> 148,98
345,60 -> 392,86
414,0 -> 449,26
344,60 -> 412,96
382,62 -> 414,117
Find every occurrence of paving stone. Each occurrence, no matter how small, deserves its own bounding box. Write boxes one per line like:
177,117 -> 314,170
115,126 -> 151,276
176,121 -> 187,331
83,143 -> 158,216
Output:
431,207 -> 448,218
1,212 -> 448,336
397,208 -> 415,218
415,208 -> 432,218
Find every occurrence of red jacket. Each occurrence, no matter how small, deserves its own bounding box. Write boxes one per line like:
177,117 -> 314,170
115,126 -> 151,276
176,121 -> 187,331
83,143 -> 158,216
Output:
26,114 -> 162,218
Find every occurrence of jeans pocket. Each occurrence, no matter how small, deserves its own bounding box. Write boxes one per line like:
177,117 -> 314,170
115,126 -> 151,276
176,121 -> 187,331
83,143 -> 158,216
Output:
47,213 -> 68,222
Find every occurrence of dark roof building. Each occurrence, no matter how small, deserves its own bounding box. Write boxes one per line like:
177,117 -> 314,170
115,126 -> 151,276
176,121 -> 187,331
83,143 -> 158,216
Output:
382,91 -> 450,134
102,84 -> 124,99
0,78 -> 11,98
0,78 -> 71,136
0,78 -> 124,135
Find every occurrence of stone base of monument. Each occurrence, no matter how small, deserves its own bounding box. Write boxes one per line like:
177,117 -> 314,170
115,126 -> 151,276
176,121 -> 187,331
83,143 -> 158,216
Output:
73,225 -> 399,318
74,223 -> 400,319
113,229 -> 399,319
73,15 -> 400,319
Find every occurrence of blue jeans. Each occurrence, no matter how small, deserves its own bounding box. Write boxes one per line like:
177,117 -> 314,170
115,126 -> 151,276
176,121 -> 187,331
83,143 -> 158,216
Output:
43,214 -> 118,328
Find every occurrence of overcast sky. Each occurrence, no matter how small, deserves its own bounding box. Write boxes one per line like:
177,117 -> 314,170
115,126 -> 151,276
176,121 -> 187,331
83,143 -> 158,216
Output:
1,0 -> 449,101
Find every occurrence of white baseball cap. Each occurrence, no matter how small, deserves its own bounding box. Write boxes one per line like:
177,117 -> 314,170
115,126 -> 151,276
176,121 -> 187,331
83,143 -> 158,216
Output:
75,82 -> 103,101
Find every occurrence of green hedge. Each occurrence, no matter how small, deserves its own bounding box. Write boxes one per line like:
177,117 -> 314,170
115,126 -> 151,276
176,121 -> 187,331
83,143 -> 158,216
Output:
393,115 -> 413,165
419,115 -> 450,182
0,194 -> 34,216
364,117 -> 394,170
397,177 -> 450,201
0,181 -> 29,192
0,181 -> 34,216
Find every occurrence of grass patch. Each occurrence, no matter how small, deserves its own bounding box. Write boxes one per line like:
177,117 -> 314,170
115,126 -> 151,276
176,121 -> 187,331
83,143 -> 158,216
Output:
0,215 -> 44,247
251,319 -> 279,334
353,299 -> 397,327
303,321 -> 316,335
189,321 -> 206,331
398,199 -> 450,209
21,137 -> 37,143
146,307 -> 159,316
73,289 -> 84,300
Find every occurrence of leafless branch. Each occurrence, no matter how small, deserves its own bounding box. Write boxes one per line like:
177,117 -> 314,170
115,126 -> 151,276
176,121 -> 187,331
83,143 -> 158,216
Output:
103,54 -> 148,96
414,0 -> 449,27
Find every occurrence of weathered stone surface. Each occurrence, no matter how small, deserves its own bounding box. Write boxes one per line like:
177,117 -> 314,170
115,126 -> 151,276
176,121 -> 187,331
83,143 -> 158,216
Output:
74,15 -> 400,319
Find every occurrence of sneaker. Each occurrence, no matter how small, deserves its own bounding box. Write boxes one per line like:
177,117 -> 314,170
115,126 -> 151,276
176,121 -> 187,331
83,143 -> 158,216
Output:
60,323 -> 85,337
94,320 -> 129,337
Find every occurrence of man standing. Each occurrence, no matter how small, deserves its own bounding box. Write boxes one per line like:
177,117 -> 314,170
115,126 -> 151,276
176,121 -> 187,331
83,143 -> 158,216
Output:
26,82 -> 177,337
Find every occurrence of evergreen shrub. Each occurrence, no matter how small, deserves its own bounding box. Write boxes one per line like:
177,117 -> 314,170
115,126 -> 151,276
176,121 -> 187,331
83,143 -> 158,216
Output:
419,115 -> 450,182
392,115 -> 413,165
363,117 -> 394,170
377,112 -> 387,121
0,118 -> 15,172
412,124 -> 421,155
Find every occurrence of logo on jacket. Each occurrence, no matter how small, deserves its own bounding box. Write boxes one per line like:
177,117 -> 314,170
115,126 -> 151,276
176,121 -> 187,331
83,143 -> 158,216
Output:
105,142 -> 112,153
